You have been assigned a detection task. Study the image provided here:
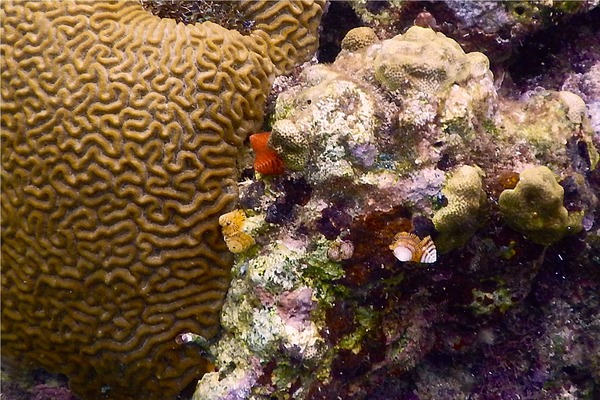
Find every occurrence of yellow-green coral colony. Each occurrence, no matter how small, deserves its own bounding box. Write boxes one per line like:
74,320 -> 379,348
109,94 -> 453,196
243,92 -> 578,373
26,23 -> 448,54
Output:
373,26 -> 488,95
432,165 -> 487,253
340,26 -> 380,52
0,1 -> 325,399
499,166 -> 584,245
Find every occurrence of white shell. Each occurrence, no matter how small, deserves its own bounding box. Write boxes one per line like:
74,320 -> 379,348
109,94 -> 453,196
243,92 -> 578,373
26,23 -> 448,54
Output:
418,236 -> 437,263
393,246 -> 414,262
389,232 -> 437,264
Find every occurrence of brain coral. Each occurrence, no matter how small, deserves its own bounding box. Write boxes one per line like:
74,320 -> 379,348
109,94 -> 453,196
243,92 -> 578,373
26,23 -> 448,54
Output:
499,166 -> 583,246
141,0 -> 325,75
0,1 -> 324,399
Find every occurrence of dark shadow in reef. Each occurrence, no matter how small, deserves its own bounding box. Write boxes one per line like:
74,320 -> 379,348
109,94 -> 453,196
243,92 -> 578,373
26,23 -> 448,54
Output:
508,7 -> 600,88
317,1 -> 362,63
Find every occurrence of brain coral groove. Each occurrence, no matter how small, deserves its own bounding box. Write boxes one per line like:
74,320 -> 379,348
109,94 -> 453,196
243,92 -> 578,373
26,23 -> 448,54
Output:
0,1 -> 324,399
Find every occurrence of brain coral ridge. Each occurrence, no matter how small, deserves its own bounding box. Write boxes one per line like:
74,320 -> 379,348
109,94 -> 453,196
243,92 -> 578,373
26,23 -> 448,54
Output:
0,1 -> 324,399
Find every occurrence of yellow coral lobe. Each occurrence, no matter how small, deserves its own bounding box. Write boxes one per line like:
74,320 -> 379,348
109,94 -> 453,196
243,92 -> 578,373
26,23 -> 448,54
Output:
389,232 -> 437,263
219,210 -> 254,253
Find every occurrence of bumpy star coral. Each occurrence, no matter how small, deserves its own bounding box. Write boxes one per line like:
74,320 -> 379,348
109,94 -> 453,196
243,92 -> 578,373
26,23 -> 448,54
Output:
432,165 -> 487,253
374,26 -> 489,96
0,1 -> 324,399
340,26 -> 379,52
499,166 -> 583,245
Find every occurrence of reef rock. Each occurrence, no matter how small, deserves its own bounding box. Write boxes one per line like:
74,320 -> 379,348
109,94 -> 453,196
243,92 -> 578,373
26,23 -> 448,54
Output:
348,0 -> 598,63
195,25 -> 599,399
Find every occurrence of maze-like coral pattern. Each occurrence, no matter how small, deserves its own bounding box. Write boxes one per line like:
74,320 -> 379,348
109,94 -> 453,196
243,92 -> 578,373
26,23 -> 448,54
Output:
139,0 -> 327,75
242,0 -> 327,74
0,1 -> 277,399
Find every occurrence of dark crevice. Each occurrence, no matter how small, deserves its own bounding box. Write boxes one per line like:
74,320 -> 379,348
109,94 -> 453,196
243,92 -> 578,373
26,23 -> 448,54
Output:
317,1 -> 363,63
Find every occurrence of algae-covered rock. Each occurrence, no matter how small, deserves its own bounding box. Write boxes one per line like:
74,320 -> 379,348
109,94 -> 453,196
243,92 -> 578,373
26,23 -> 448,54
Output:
269,119 -> 310,171
496,90 -> 599,170
193,18 -> 599,400
499,166 -> 583,245
432,165 -> 487,253
365,27 -> 497,154
271,67 -> 379,182
271,27 -> 497,182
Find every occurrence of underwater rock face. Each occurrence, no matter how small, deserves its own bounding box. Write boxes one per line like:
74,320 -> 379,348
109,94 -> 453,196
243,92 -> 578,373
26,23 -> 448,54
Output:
0,1 -> 325,399
348,0 -> 598,62
194,25 -> 599,399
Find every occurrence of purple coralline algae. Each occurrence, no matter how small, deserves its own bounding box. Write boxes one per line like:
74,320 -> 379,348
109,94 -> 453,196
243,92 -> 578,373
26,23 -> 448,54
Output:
193,20 -> 600,400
